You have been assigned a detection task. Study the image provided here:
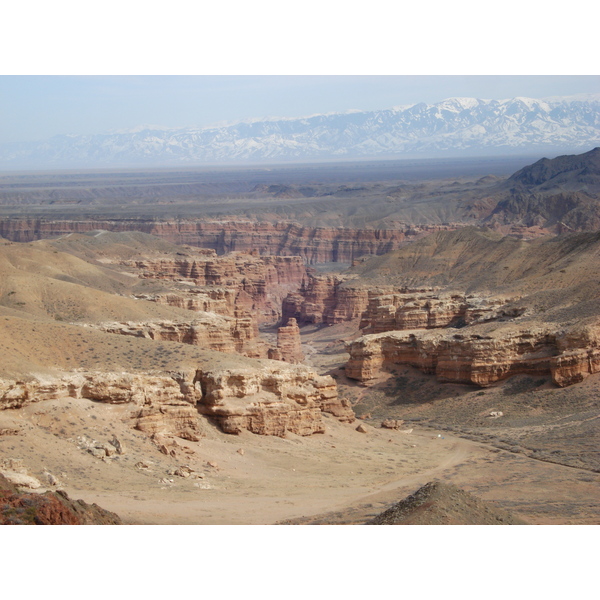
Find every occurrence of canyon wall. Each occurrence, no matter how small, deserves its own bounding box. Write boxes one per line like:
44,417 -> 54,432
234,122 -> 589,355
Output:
282,275 -> 371,325
282,273 -> 520,332
129,251 -> 309,324
0,218 -> 449,263
0,362 -> 354,438
345,322 -> 600,388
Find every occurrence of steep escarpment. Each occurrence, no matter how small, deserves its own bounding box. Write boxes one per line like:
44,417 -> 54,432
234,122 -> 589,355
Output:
0,219 -> 449,264
282,274 -> 370,325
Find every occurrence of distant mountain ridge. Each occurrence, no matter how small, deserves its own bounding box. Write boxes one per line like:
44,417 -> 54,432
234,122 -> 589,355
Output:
1,95 -> 599,168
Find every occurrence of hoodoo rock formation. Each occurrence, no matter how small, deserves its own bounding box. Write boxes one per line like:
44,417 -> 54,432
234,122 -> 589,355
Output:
345,320 -> 600,388
268,318 -> 304,364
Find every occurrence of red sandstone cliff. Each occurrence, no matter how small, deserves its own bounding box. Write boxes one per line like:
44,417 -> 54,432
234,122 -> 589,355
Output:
0,218 -> 449,264
345,320 -> 600,388
129,251 -> 308,324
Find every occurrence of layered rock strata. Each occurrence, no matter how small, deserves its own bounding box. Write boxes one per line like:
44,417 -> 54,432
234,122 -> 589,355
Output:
0,371 -> 204,442
132,288 -> 238,319
88,314 -> 266,357
1,363 -> 353,438
196,364 -> 354,436
282,274 -> 370,325
0,219 -> 450,263
284,272 -> 522,333
80,371 -> 205,441
129,251 -> 308,323
345,322 -> 600,387
360,292 -> 521,333
268,318 -> 304,364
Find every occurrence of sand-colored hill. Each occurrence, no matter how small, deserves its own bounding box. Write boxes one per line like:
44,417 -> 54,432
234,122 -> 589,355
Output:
349,227 -> 600,295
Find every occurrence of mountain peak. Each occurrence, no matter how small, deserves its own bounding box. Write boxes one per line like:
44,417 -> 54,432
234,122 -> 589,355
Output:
2,95 -> 599,169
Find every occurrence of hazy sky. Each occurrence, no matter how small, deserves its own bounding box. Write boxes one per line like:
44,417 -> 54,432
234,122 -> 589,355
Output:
1,75 -> 599,144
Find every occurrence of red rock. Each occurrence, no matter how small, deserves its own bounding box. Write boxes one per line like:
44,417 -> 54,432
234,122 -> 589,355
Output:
0,218 -> 450,264
345,322 -> 600,388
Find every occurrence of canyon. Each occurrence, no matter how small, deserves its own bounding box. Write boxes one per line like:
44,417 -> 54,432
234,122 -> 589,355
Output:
0,150 -> 599,526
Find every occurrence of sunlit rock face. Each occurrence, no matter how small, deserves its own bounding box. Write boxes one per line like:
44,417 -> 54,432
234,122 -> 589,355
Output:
345,322 -> 600,388
195,363 -> 354,436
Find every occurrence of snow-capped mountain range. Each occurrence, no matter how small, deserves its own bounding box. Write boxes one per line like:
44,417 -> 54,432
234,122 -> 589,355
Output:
2,95 -> 599,169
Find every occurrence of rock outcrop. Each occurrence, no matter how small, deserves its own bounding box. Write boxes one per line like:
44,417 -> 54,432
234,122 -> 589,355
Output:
268,318 -> 304,364
132,288 -> 239,319
345,321 -> 600,387
88,314 -> 266,357
0,473 -> 122,525
196,363 -> 354,436
80,371 -> 205,442
1,361 -> 353,438
282,274 -> 370,325
283,270 -> 525,331
359,291 -> 521,333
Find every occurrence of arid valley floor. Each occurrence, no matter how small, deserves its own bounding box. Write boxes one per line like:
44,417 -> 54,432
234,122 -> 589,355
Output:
1,152 -> 599,525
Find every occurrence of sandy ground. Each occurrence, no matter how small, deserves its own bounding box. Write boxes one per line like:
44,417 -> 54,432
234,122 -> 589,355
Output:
1,391 -> 598,525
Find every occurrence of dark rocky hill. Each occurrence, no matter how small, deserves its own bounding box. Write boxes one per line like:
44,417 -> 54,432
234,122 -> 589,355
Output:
486,148 -> 600,231
508,147 -> 600,189
367,481 -> 527,525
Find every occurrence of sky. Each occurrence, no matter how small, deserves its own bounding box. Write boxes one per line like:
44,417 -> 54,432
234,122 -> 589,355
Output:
1,75 -> 599,144
2,2 -> 598,145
